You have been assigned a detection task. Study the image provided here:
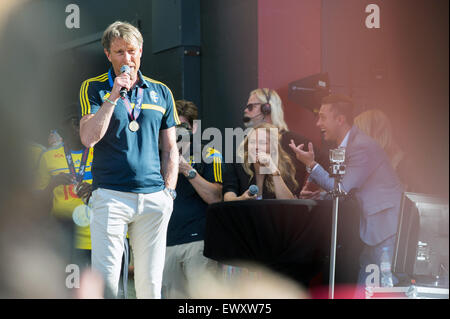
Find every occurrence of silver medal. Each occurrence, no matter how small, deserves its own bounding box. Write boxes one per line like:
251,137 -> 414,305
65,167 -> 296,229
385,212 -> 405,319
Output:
72,204 -> 91,227
129,120 -> 140,132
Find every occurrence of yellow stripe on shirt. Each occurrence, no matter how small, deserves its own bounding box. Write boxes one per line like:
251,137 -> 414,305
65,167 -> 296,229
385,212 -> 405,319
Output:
80,73 -> 108,116
213,157 -> 217,182
213,157 -> 223,183
218,158 -> 222,182
84,73 -> 108,115
79,73 -> 108,117
141,104 -> 166,114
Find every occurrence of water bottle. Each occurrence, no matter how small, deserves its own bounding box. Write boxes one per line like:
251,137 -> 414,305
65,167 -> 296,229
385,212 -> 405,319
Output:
406,279 -> 418,299
380,247 -> 394,287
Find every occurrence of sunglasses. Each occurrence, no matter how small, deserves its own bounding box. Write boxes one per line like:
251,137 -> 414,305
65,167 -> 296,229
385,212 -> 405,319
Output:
245,103 -> 262,111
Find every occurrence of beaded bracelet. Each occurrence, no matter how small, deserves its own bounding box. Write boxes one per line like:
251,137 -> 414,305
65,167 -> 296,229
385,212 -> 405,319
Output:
104,97 -> 117,106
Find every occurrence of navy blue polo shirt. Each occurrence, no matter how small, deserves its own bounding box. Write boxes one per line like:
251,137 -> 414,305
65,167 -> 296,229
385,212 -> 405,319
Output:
78,68 -> 180,193
167,147 -> 223,246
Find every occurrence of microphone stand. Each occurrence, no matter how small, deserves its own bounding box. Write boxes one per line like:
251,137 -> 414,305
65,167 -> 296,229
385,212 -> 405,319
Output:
327,160 -> 347,299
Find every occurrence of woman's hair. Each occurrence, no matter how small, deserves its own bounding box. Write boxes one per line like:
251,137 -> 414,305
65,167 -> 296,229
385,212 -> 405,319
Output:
250,88 -> 289,132
238,122 -> 298,194
354,109 -> 404,169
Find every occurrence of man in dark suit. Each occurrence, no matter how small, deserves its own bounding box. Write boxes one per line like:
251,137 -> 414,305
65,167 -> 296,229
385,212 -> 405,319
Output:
289,94 -> 404,298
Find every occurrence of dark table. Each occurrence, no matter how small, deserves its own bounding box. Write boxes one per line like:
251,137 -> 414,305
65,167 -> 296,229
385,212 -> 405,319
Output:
204,199 -> 364,287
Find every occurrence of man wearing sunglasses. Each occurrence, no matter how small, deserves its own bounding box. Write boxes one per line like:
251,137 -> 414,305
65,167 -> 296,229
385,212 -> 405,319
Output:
242,88 -> 311,191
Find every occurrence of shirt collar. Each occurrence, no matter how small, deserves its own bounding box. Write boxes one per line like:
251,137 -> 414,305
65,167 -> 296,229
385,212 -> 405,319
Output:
108,68 -> 149,89
339,129 -> 351,148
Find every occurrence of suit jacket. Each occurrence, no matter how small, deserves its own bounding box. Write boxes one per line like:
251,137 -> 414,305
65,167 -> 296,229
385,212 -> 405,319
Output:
310,126 -> 404,246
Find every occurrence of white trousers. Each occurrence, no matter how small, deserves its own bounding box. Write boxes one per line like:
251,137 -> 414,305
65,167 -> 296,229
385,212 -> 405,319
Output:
90,188 -> 173,299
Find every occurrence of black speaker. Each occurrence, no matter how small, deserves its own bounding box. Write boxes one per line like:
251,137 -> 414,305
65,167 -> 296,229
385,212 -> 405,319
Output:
393,192 -> 449,287
288,73 -> 331,114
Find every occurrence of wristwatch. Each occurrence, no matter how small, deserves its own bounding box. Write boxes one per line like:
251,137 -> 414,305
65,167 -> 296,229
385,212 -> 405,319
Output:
306,162 -> 317,174
165,187 -> 177,200
186,168 -> 197,180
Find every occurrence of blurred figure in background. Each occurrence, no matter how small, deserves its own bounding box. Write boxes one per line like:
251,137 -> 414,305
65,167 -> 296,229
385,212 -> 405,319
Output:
188,262 -> 308,299
354,109 -> 414,191
35,103 -> 94,269
29,142 -> 47,173
162,100 -> 223,299
0,1 -> 103,298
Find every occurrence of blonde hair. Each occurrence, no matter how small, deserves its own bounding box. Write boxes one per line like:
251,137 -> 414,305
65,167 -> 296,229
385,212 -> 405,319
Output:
238,123 -> 298,194
102,21 -> 143,52
250,88 -> 289,132
354,109 -> 404,169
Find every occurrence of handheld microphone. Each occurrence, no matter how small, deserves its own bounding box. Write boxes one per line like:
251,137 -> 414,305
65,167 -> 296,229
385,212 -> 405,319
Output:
119,65 -> 131,98
248,184 -> 259,196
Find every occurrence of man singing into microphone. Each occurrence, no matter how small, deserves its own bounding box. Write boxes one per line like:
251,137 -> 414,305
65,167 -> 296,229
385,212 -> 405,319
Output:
78,21 -> 180,298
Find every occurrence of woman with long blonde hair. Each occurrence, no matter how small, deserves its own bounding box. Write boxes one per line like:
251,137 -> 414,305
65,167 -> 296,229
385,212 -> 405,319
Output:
354,109 -> 404,170
223,123 -> 299,200
354,109 -> 414,190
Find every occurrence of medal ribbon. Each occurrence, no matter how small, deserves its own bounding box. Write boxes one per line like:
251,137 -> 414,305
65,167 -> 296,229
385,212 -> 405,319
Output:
63,144 -> 90,183
122,87 -> 144,122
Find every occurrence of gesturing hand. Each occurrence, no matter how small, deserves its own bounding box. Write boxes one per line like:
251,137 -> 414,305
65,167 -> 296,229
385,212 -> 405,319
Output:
299,180 -> 322,200
288,140 -> 316,168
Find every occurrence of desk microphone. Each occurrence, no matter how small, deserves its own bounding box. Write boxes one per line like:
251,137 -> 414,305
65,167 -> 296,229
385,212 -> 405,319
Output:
249,184 -> 259,196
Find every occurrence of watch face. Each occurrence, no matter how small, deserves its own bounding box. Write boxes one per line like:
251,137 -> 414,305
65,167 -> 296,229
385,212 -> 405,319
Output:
188,169 -> 197,179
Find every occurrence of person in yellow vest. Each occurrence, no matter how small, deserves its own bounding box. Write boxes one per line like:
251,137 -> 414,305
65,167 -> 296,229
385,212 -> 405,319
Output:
29,142 -> 46,174
36,104 -> 94,269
